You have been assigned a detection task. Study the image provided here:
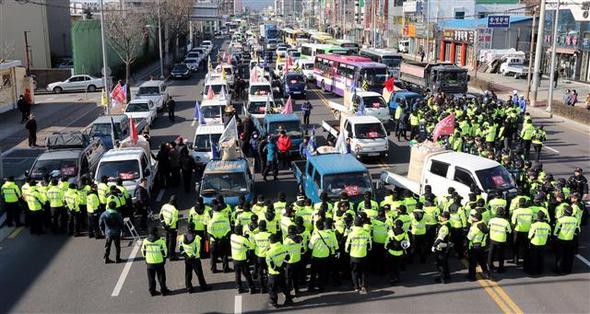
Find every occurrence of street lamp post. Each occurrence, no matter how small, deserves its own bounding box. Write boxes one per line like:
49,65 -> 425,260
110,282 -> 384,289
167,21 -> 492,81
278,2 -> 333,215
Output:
546,0 -> 560,116
99,0 -> 110,114
157,0 -> 164,79
531,0 -> 547,107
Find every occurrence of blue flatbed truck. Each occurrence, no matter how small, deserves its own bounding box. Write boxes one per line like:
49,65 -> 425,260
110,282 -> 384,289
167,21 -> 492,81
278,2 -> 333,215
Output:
254,113 -> 304,156
292,154 -> 375,204
195,158 -> 255,206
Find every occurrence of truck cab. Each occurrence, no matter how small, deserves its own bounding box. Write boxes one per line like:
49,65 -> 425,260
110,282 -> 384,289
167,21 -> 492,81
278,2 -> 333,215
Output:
192,124 -> 224,170
200,99 -> 226,125
292,154 -> 374,204
322,116 -> 389,159
88,115 -> 130,149
246,95 -> 279,119
351,91 -> 389,123
203,79 -> 231,106
258,114 -> 303,155
380,151 -> 517,203
135,80 -> 169,111
196,159 -> 255,206
388,90 -> 422,111
94,139 -> 157,200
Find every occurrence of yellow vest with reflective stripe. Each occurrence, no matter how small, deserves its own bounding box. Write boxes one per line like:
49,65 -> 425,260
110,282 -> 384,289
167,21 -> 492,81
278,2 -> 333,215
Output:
489,217 -> 511,243
65,189 -> 80,212
266,243 -> 288,275
160,204 -> 179,229
1,182 -> 20,203
142,238 -> 166,264
47,186 -> 65,207
86,193 -> 100,213
178,234 -> 202,258
528,221 -> 550,246
26,190 -> 43,212
554,216 -> 577,241
97,183 -> 109,204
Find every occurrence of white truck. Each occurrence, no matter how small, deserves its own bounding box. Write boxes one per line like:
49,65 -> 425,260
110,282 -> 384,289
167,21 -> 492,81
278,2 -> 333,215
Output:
94,137 -> 158,200
135,80 -> 169,111
379,144 -> 517,202
499,56 -> 528,79
192,124 -> 223,170
322,115 -> 389,159
327,90 -> 390,124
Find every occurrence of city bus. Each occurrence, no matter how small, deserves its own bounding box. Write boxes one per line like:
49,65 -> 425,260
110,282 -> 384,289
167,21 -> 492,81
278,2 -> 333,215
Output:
327,39 -> 360,53
359,48 -> 403,77
300,43 -> 350,58
310,32 -> 333,44
312,54 -> 388,96
283,28 -> 308,46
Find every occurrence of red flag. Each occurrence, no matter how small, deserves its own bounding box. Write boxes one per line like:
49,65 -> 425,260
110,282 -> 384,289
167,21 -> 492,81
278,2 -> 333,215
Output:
432,114 -> 455,141
226,54 -> 232,64
129,116 -> 138,143
281,96 -> 293,114
207,85 -> 214,100
384,77 -> 395,92
111,83 -> 125,104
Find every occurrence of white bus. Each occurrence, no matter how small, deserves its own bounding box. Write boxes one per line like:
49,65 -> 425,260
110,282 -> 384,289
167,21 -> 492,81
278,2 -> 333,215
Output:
300,43 -> 349,58
359,48 -> 403,77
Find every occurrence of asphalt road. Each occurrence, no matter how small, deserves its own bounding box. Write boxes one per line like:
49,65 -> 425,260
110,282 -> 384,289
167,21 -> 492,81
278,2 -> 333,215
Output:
0,39 -> 589,313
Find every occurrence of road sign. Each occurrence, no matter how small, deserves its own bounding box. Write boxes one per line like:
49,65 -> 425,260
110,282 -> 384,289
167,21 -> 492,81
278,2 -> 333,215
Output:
488,15 -> 510,28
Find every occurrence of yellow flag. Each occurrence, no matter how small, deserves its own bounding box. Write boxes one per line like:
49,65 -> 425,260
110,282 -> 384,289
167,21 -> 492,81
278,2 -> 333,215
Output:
222,68 -> 227,80
101,90 -> 108,107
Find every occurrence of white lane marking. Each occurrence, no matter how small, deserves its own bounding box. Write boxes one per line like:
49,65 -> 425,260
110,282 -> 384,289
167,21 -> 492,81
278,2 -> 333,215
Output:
576,254 -> 590,268
234,295 -> 242,314
155,189 -> 165,202
543,145 -> 559,154
111,242 -> 141,296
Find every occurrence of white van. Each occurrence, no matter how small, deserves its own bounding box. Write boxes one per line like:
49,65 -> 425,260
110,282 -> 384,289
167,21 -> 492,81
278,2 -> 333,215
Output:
246,95 -> 280,119
296,58 -> 315,81
248,79 -> 273,98
203,79 -> 231,106
192,124 -> 224,169
200,99 -> 225,125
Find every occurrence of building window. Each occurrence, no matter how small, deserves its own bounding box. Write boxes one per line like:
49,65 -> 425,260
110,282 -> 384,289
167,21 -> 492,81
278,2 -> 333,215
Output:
455,11 -> 465,19
479,12 -> 487,18
394,0 -> 404,7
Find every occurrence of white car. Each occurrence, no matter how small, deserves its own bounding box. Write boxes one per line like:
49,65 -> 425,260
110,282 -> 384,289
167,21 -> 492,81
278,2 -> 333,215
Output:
185,51 -> 203,65
296,58 -> 315,81
215,64 -> 235,86
276,46 -> 288,58
124,99 -> 157,126
47,75 -> 104,93
201,40 -> 213,53
184,58 -> 200,71
135,80 -> 169,111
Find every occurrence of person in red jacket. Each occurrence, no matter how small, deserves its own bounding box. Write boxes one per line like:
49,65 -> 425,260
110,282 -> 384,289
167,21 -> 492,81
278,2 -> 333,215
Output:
277,129 -> 292,170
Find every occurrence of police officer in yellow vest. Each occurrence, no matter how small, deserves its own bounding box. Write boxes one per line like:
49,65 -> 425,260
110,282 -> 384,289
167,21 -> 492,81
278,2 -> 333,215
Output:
385,219 -> 409,284
553,205 -> 578,275
532,125 -> 546,162
142,227 -> 169,296
47,179 -> 65,233
409,204 -> 428,263
526,211 -> 551,276
178,228 -> 211,293
97,176 -> 109,211
345,217 -> 372,294
207,203 -> 232,273
26,180 -> 45,235
231,224 -> 257,294
487,207 -> 511,273
159,195 -> 179,260
466,212 -> 490,280
308,218 -> 338,292
1,176 -> 22,227
511,198 -> 533,265
520,121 -> 535,160
432,211 -> 451,283
253,220 -> 271,292
86,184 -> 102,238
188,200 -> 209,258
283,225 -> 304,295
65,183 -> 82,236
266,233 -> 293,308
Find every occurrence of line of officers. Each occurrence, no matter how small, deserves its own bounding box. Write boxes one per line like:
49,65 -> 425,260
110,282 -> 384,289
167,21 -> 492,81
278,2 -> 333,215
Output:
141,183 -> 585,308
1,175 -> 134,240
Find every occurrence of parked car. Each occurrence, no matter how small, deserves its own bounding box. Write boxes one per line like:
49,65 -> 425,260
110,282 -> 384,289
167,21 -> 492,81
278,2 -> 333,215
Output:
184,58 -> 200,72
201,40 -> 214,53
124,99 -> 157,126
170,64 -> 191,79
47,75 -> 104,93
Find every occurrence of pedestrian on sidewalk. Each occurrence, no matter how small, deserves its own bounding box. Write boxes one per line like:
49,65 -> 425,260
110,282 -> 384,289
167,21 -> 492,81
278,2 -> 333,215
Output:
167,97 -> 176,122
25,114 -> 37,147
553,69 -> 559,88
17,95 -> 30,124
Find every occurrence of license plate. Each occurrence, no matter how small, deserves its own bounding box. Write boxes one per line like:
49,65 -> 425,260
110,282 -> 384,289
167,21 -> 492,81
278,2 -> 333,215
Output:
367,152 -> 380,156
293,91 -> 301,94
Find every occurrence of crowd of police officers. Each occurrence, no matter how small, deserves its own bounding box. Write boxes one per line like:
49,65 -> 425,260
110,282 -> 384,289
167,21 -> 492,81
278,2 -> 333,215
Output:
1,86 -> 589,307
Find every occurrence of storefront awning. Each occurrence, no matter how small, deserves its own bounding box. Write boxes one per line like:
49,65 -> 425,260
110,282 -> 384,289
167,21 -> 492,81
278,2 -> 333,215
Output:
546,47 -> 579,54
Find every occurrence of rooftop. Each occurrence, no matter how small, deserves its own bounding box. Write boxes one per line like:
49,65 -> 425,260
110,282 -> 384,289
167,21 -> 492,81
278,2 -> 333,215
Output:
311,154 -> 368,175
432,151 -> 501,170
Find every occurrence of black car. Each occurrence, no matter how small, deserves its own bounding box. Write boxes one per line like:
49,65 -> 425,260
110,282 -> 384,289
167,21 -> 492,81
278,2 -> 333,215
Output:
171,63 -> 191,79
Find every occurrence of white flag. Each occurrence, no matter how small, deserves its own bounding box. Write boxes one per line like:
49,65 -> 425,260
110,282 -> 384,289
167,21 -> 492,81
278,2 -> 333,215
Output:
219,116 -> 238,145
334,130 -> 348,154
220,85 -> 226,101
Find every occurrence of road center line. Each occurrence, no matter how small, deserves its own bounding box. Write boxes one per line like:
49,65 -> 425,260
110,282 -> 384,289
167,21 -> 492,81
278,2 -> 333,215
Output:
111,242 -> 141,297
576,254 -> 590,268
155,189 -> 165,203
234,295 -> 242,314
543,145 -> 559,153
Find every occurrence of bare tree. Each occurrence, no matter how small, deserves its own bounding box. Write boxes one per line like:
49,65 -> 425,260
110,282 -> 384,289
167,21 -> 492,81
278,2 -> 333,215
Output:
160,0 -> 193,60
105,10 -> 147,86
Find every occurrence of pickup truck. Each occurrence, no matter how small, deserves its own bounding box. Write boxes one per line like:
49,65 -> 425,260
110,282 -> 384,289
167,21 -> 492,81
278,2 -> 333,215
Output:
499,57 -> 528,79
135,80 -> 169,111
388,90 -> 422,111
255,113 -> 303,155
195,158 -> 255,206
94,137 -> 158,201
293,154 -> 375,204
379,149 -> 517,203
322,116 -> 389,159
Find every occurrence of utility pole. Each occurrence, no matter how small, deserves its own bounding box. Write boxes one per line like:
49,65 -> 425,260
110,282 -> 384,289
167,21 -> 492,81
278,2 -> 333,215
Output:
547,0 -> 560,116
99,0 -> 110,113
157,0 -> 164,79
530,0 -> 547,107
525,7 -> 537,101
23,31 -> 31,76
425,0 -> 430,61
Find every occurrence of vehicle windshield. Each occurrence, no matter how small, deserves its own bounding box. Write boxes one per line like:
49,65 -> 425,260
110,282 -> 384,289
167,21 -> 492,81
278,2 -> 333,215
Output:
302,63 -> 314,70
31,158 -> 78,179
223,68 -> 232,75
194,134 -> 222,152
286,74 -> 305,83
173,65 -> 188,71
476,166 -> 515,191
248,101 -> 268,114
185,59 -> 197,64
90,123 -> 123,139
381,56 -> 402,68
187,52 -> 200,58
268,121 -> 301,137
250,85 -> 271,96
362,96 -> 387,109
290,52 -> 301,58
361,67 -> 387,85
97,160 -> 141,182
137,86 -> 160,96
201,172 -> 248,196
354,123 -> 386,139
324,172 -> 372,198
205,84 -> 225,94
126,102 -> 149,112
437,71 -> 467,84
201,106 -> 223,119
